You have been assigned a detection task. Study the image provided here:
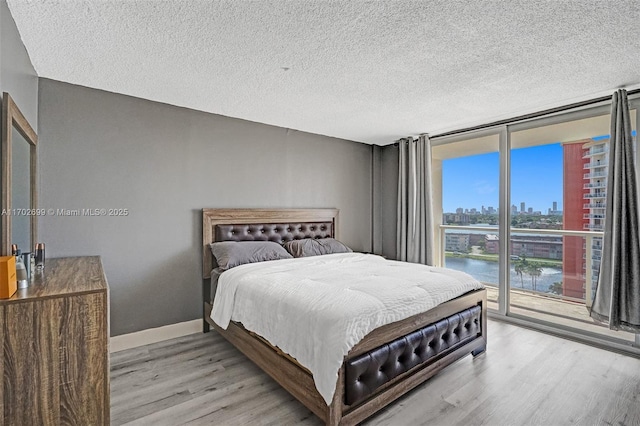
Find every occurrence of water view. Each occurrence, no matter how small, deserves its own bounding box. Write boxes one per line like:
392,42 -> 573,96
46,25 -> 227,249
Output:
445,256 -> 563,294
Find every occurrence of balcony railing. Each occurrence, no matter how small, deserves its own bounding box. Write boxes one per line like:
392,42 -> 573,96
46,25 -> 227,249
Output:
583,162 -> 606,169
584,223 -> 604,231
584,253 -> 602,261
439,225 -> 604,308
583,213 -> 605,219
584,193 -> 606,199
584,203 -> 606,209
583,182 -> 606,189
584,172 -> 607,179
582,147 -> 606,158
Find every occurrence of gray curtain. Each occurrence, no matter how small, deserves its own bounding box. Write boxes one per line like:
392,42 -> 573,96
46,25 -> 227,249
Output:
590,89 -> 640,332
397,135 -> 435,265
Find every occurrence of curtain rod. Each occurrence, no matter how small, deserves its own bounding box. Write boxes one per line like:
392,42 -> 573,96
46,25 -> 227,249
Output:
393,88 -> 640,146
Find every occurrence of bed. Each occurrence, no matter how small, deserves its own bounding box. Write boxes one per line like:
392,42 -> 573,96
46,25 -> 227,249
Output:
202,208 -> 487,425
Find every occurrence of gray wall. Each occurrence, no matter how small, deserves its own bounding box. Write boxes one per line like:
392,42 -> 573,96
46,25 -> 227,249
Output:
0,0 -> 37,254
38,79 -> 373,336
380,145 -> 398,259
1,0 -> 37,128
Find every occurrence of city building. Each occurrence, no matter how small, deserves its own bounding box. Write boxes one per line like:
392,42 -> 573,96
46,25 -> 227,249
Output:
483,234 -> 562,259
443,213 -> 471,224
468,233 -> 486,246
563,138 -> 607,300
484,234 -> 500,254
445,233 -> 470,252
511,235 -> 563,260
581,139 -> 607,299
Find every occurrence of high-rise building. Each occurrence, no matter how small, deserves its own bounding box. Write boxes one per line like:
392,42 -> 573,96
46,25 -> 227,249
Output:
562,141 -> 590,299
548,200 -> 563,216
582,140 -> 607,297
520,202 -> 525,212
563,138 -> 608,300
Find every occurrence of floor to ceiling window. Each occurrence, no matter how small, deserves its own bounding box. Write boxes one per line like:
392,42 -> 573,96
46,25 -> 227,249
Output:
431,100 -> 640,353
433,132 -> 501,311
509,111 -> 637,343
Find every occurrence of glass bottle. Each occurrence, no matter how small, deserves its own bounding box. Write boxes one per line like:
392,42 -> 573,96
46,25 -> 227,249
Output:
15,249 -> 28,289
34,243 -> 45,270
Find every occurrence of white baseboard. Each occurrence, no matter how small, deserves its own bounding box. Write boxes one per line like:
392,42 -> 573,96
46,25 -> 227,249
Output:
110,319 -> 202,353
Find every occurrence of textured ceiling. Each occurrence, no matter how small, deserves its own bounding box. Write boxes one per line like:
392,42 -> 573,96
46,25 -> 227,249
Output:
7,0 -> 640,145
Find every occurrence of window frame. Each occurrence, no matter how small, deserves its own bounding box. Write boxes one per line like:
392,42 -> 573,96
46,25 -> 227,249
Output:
431,95 -> 640,352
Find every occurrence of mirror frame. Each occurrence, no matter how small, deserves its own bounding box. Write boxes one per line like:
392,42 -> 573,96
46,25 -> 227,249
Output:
1,92 -> 37,256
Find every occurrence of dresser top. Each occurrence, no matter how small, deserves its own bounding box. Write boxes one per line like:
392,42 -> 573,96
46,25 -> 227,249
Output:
0,256 -> 107,303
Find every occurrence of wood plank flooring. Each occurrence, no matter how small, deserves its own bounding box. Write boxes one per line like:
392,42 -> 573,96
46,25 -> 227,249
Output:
111,320 -> 640,425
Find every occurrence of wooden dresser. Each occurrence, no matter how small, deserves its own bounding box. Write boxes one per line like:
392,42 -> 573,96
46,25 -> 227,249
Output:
0,256 -> 109,425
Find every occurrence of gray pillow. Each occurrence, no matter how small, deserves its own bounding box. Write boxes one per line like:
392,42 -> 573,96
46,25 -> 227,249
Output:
283,238 -> 352,258
210,241 -> 292,270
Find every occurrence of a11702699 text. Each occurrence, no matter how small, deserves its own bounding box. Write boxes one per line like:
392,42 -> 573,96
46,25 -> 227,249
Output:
1,208 -> 129,217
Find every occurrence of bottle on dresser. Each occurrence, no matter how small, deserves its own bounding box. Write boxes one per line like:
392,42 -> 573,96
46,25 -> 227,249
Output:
21,252 -> 32,280
14,249 -> 28,289
34,243 -> 45,270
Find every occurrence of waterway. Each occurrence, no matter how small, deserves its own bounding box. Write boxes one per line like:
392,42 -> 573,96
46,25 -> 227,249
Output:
445,256 -> 564,294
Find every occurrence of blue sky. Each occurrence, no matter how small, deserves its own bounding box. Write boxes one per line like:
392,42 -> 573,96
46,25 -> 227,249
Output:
442,143 -> 564,213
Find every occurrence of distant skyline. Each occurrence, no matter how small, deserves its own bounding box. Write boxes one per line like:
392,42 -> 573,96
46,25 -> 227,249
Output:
443,143 -> 564,213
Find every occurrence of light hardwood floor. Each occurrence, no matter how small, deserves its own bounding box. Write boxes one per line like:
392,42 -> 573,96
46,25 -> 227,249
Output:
111,320 -> 640,425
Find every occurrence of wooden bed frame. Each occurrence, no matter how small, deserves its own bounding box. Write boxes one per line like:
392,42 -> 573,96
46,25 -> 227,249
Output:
202,208 -> 487,425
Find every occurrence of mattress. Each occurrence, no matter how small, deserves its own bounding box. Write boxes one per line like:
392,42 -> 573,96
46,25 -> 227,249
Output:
209,267 -> 224,303
211,252 -> 483,404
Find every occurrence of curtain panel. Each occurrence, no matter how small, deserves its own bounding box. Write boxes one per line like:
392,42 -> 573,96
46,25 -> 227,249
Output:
591,89 -> 640,332
396,135 -> 435,265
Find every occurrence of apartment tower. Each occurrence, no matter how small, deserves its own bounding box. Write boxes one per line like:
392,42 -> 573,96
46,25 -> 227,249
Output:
562,139 -> 607,300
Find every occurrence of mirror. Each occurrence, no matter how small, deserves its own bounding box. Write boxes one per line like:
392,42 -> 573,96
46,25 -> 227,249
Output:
2,92 -> 37,256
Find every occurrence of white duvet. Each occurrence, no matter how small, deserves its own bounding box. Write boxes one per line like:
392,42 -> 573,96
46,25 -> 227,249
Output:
211,252 -> 483,404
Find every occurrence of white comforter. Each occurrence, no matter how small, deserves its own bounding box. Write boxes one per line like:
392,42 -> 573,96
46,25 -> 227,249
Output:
211,252 -> 483,404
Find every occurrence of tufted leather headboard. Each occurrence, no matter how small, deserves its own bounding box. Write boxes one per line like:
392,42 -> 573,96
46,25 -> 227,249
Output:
202,208 -> 339,278
216,222 -> 333,244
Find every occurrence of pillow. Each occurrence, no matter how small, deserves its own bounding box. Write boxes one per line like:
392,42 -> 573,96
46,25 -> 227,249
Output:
283,238 -> 352,258
210,241 -> 292,270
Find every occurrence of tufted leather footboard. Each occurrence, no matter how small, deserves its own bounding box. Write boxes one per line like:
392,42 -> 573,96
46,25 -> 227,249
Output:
345,305 -> 482,406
